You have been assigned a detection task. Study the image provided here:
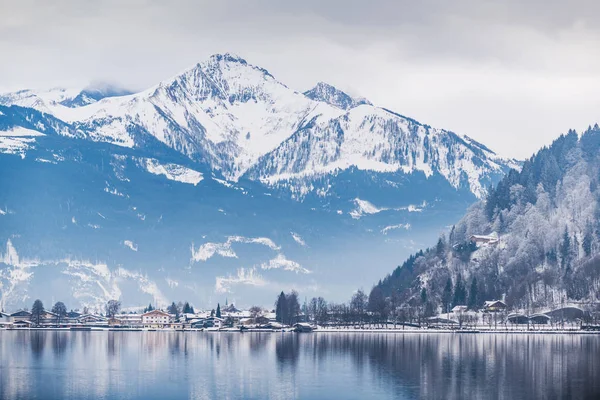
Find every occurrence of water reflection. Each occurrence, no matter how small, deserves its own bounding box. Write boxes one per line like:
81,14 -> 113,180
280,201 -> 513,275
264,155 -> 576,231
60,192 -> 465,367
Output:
0,331 -> 598,400
29,330 -> 45,359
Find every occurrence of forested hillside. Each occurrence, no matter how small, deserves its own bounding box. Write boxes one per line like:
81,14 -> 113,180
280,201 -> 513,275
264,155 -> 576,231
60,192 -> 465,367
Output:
374,125 -> 600,313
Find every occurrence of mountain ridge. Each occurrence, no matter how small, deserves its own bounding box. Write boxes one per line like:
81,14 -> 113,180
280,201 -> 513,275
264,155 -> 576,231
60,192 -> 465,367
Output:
0,53 -> 518,200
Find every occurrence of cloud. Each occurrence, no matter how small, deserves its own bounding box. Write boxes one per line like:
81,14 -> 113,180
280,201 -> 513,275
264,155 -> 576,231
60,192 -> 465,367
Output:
215,267 -> 267,293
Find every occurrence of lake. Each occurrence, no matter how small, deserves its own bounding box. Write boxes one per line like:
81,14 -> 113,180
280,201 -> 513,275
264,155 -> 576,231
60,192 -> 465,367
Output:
0,331 -> 599,399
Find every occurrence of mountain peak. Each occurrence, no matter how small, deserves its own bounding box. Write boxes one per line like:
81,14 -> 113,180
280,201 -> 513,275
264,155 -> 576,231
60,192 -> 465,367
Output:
304,82 -> 372,110
60,82 -> 133,108
208,52 -> 248,65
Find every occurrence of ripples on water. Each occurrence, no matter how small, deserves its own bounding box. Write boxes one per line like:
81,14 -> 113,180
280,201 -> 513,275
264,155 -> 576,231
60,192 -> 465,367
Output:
0,331 -> 599,399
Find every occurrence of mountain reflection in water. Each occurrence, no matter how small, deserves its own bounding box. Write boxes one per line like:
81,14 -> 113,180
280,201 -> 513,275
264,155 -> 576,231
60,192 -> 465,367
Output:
1,331 -> 598,400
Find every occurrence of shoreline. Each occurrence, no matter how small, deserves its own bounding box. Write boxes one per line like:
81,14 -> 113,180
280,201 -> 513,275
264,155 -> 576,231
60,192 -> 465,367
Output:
1,327 -> 599,335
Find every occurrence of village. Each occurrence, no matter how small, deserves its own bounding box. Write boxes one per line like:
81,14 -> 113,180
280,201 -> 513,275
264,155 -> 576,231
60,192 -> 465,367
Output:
1,297 -> 598,333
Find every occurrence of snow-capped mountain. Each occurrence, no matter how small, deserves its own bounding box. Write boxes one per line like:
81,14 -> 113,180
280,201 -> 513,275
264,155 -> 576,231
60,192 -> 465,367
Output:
0,53 -> 516,199
0,83 -> 133,111
0,53 -> 518,310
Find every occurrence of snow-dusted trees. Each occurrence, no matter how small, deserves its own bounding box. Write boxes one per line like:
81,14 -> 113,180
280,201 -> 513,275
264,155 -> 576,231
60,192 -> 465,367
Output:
308,297 -> 328,325
372,124 -> 600,311
350,289 -> 368,327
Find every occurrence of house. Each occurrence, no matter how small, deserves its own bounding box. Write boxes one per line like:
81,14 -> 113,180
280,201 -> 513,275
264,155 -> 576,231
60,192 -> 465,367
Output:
529,313 -> 550,325
77,314 -> 108,325
65,311 -> 82,324
451,305 -> 468,313
483,300 -> 507,312
12,319 -> 33,328
10,310 -> 32,321
142,310 -> 171,328
545,306 -> 585,321
115,313 -> 143,327
40,311 -> 59,325
507,313 -> 528,324
190,317 -> 224,329
470,232 -> 499,246
0,312 -> 11,323
0,312 -> 12,328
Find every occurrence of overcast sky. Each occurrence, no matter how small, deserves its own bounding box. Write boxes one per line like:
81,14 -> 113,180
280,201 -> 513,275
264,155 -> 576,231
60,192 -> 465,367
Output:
2,0 -> 600,159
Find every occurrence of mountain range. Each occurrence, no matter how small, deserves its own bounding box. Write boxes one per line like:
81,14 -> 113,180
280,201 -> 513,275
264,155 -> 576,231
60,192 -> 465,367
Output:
0,53 -> 517,311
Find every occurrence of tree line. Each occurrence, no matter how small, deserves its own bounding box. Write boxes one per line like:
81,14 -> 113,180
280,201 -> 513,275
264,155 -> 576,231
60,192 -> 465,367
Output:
21,298 -> 201,326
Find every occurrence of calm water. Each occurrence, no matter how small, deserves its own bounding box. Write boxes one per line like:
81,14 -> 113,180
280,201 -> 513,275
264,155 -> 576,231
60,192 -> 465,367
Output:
1,331 -> 599,400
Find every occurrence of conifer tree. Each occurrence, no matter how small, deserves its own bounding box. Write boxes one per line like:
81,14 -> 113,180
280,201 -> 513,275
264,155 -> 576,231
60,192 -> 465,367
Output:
51,301 -> 67,324
275,291 -> 287,323
442,278 -> 453,314
468,278 -> 478,310
31,299 -> 44,326
452,274 -> 467,307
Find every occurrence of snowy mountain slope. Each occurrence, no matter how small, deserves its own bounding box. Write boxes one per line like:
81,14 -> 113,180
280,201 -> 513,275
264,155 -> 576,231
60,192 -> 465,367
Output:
248,106 -> 514,199
0,53 -> 516,200
373,126 -> 600,311
0,128 -> 470,310
0,53 -> 520,310
304,82 -> 372,110
0,83 -> 132,111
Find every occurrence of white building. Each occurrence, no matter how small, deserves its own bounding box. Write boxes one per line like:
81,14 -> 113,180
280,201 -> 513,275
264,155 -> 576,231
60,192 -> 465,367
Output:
142,310 -> 171,328
470,232 -> 499,246
115,314 -> 143,327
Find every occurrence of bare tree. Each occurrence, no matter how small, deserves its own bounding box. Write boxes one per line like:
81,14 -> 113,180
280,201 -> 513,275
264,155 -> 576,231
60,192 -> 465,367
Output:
105,300 -> 121,318
249,306 -> 263,320
51,301 -> 67,325
350,289 -> 368,327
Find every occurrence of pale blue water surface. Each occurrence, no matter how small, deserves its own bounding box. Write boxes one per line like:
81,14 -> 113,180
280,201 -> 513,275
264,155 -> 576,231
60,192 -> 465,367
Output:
0,331 -> 599,399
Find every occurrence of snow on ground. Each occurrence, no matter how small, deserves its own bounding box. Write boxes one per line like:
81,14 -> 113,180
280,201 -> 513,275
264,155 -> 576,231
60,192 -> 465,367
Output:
123,240 -> 138,252
215,267 -> 266,293
190,241 -> 237,262
35,158 -> 56,164
0,136 -> 36,156
259,254 -> 310,274
190,236 -> 279,262
381,223 -> 411,234
0,241 -> 39,309
116,267 -> 168,307
350,198 -> 428,219
165,278 -> 179,288
142,158 -> 204,186
349,198 -> 386,219
291,232 -> 306,246
0,127 -> 45,137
